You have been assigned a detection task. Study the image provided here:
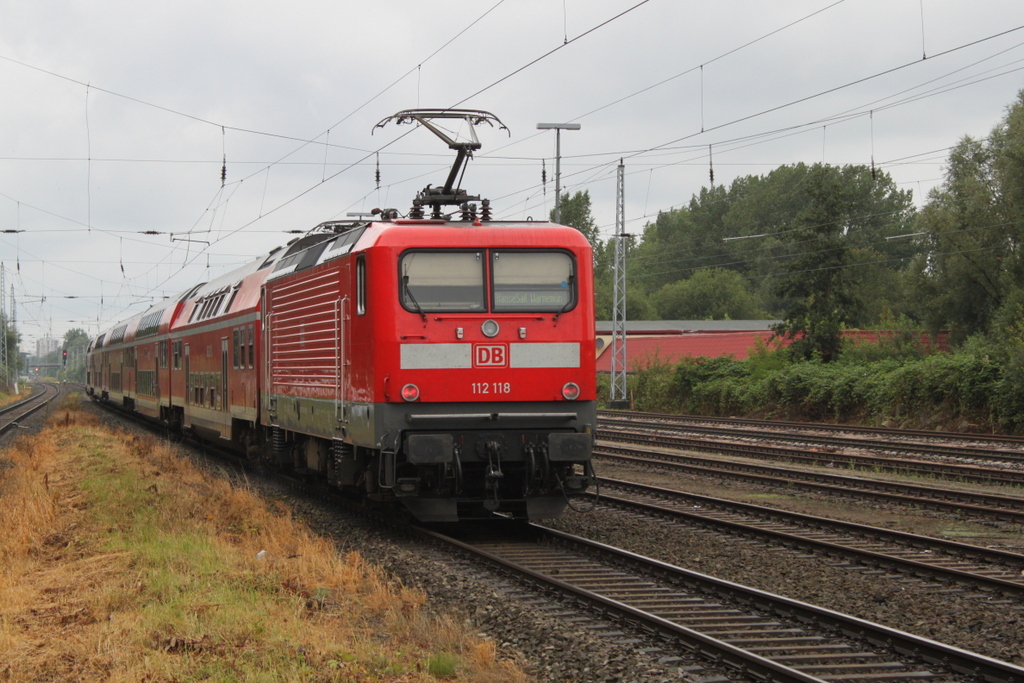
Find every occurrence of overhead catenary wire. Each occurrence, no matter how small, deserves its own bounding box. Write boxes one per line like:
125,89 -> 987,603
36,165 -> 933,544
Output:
485,25 -> 1024,218
482,0 -> 851,159
4,2 -> 513,333
505,56 -> 1024,227
128,0 -> 654,309
8,6 -> 1024,335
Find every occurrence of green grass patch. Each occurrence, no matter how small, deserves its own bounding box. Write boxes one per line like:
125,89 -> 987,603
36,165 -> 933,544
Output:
428,652 -> 460,678
1,424 -> 527,682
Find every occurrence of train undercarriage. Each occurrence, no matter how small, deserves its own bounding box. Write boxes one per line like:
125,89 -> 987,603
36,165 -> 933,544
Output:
260,423 -> 595,522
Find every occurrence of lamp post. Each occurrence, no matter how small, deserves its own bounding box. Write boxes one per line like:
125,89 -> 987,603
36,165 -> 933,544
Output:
537,122 -> 581,224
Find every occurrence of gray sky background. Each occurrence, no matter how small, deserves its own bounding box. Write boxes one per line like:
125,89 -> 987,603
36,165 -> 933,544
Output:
2,0 -> 1023,352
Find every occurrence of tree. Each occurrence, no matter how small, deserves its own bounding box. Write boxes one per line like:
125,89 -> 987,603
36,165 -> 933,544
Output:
772,164 -> 875,361
908,89 -> 1024,342
61,327 -> 91,382
629,163 -> 916,325
0,313 -> 19,391
552,190 -> 600,250
652,268 -> 765,320
63,328 -> 90,349
595,281 -> 654,321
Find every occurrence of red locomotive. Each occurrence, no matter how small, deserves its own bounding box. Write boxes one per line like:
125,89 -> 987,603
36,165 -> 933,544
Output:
86,110 -> 596,521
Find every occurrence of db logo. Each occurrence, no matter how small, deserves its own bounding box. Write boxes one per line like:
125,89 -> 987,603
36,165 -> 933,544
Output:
474,344 -> 508,367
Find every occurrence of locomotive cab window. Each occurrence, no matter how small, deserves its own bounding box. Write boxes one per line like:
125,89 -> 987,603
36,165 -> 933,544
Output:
492,250 -> 575,312
400,251 -> 485,313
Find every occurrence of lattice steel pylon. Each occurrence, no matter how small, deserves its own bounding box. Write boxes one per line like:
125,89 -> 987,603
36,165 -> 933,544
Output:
609,160 -> 629,409
10,283 -> 17,394
0,264 -> 8,393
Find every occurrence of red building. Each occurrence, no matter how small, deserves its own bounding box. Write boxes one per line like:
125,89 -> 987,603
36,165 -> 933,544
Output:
595,322 -> 947,373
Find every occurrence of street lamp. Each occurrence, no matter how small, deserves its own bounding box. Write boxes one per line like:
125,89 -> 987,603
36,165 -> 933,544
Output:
537,122 -> 581,224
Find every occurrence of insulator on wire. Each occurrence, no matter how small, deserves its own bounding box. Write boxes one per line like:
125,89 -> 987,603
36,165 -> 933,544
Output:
708,145 -> 714,186
869,110 -> 876,183
375,153 -> 381,189
541,159 -> 547,196
221,126 -> 227,187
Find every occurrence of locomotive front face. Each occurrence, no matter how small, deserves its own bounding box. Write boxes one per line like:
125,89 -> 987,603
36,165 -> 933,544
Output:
372,224 -> 597,522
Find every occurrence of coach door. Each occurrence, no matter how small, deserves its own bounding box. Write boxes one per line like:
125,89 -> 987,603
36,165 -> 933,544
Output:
263,292 -> 274,423
154,342 -> 160,401
221,338 -> 229,413
183,344 -> 191,427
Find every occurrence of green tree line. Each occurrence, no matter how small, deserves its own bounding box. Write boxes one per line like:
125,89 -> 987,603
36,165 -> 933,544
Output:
556,89 -> 1024,363
556,90 -> 1024,431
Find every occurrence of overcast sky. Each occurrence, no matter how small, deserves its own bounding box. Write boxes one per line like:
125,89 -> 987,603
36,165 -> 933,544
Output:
2,0 -> 1023,352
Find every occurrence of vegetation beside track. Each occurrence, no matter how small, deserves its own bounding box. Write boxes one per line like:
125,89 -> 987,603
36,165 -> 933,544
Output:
0,385 -> 27,409
0,396 -> 525,682
600,332 -> 1024,433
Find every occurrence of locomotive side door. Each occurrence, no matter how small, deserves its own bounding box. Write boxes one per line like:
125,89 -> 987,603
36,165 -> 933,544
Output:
336,295 -> 348,430
335,260 -> 350,435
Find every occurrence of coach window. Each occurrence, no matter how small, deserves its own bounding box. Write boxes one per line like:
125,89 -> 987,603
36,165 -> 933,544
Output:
400,250 -> 485,313
492,250 -> 575,313
232,329 -> 240,370
356,254 -> 367,315
247,324 -> 255,368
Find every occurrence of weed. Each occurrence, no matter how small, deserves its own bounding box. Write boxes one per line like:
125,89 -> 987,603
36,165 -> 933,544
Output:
0,418 -> 526,682
428,652 -> 459,678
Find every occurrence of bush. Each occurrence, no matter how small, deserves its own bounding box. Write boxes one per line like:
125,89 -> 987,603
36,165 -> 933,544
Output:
629,354 -> 681,411
621,336 -> 1014,431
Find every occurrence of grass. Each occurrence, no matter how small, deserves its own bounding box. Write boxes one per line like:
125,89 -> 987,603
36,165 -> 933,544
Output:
0,387 -> 25,409
0,398 -> 528,682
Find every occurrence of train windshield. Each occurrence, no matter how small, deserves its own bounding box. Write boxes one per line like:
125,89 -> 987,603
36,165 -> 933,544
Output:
400,251 -> 486,312
492,250 -> 574,312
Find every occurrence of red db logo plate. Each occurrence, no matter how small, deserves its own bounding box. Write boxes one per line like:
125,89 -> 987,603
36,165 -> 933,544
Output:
473,344 -> 508,368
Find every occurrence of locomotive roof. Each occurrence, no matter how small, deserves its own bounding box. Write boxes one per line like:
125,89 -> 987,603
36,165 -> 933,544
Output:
91,217 -> 587,346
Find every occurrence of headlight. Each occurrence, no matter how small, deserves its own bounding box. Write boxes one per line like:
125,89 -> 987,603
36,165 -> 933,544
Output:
562,382 -> 580,401
401,384 -> 420,402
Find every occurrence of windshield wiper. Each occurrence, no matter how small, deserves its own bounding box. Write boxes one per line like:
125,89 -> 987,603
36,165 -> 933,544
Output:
553,274 -> 576,325
403,275 -> 427,323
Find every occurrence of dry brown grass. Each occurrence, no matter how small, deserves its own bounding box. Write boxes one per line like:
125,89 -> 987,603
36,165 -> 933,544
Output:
0,388 -> 27,410
0,406 -> 530,682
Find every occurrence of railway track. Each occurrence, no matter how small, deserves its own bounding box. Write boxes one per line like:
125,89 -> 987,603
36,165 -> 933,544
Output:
594,477 -> 1024,599
600,409 -> 1024,450
600,426 -> 1024,486
0,382 -> 60,438
418,521 -> 1024,683
594,442 -> 1024,524
86,397 -> 1024,683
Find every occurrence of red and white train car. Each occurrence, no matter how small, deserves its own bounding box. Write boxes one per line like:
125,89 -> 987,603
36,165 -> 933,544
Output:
87,109 -> 596,521
87,214 -> 596,521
